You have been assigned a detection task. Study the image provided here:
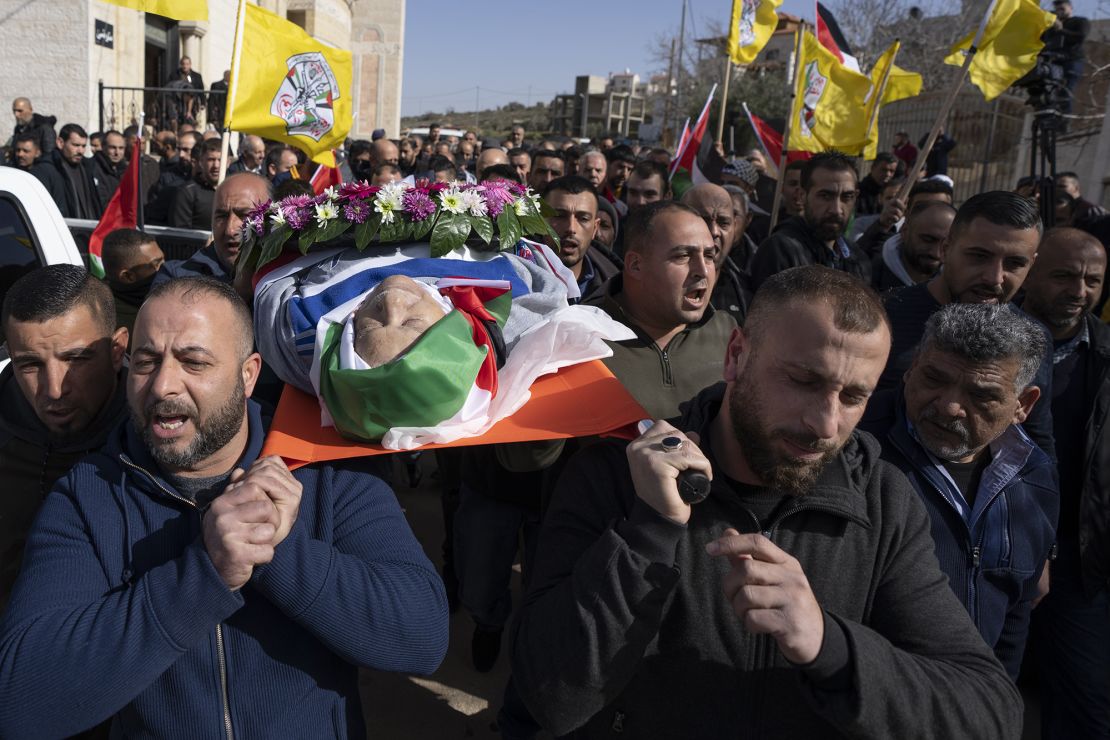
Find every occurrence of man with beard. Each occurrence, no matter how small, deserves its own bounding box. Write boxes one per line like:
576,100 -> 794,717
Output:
542,176 -> 621,303
49,123 -> 101,219
0,266 -> 129,612
156,172 -> 270,286
876,191 -> 1056,461
169,138 -> 221,229
871,201 -> 955,291
860,303 -> 1056,680
511,266 -> 1021,739
101,228 -> 166,342
1020,228 -> 1110,738
0,277 -> 448,738
527,150 -> 564,193
602,145 -> 636,207
749,152 -> 871,292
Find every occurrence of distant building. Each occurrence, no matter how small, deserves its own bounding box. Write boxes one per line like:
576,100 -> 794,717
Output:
549,71 -> 650,139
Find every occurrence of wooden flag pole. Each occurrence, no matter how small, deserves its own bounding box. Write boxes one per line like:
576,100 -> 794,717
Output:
863,41 -> 899,155
218,0 -> 249,185
716,54 -> 734,145
769,27 -> 803,233
895,0 -> 996,202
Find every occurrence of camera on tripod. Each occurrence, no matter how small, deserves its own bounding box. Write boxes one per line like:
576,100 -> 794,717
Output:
1014,49 -> 1069,112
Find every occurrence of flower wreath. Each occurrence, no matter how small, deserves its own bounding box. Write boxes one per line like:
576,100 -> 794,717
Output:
239,178 -> 560,271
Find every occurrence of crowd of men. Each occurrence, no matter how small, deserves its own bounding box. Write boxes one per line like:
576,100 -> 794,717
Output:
2,80 -> 1110,738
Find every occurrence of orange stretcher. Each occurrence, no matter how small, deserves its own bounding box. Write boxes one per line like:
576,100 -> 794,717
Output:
262,360 -> 648,470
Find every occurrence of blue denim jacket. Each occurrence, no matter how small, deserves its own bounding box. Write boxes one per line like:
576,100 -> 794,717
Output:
861,388 -> 1059,679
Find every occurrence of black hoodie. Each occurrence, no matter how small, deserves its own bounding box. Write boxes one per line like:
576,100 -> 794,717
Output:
511,382 -> 1021,739
0,365 -> 128,612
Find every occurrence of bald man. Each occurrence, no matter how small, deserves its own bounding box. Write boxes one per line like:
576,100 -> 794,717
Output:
477,147 -> 509,180
8,97 -> 56,165
1022,228 -> 1110,739
155,173 -> 272,287
683,184 -> 750,324
371,138 -> 400,168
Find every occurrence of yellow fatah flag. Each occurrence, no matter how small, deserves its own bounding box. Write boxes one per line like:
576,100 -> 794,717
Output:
790,31 -> 873,154
102,0 -> 206,21
944,0 -> 1056,100
228,4 -> 353,167
863,41 -> 923,159
728,0 -> 783,65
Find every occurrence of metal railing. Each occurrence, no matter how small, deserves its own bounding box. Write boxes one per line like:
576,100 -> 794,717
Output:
98,82 -> 228,134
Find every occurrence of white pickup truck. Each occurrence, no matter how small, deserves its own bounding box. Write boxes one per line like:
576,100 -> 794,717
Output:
0,166 -> 211,369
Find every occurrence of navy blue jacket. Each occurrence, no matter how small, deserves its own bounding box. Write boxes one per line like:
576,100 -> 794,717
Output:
153,243 -> 231,288
861,389 -> 1058,679
0,401 -> 448,738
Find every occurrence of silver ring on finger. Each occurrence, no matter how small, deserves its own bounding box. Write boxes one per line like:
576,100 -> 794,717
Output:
660,435 -> 684,452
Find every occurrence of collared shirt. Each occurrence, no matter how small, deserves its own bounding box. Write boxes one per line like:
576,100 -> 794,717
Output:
907,418 -> 1036,523
1052,319 -> 1090,365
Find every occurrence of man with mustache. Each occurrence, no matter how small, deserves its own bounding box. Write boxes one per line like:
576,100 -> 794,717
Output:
749,151 -> 871,291
1020,228 -> 1110,738
860,303 -> 1057,680
512,266 -> 1021,738
877,190 -> 1056,460
0,276 -> 448,737
542,176 -> 621,303
0,266 -> 129,612
155,172 -> 271,287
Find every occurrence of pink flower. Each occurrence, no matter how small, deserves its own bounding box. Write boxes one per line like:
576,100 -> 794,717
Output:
481,183 -> 515,218
343,200 -> 371,224
339,180 -> 378,201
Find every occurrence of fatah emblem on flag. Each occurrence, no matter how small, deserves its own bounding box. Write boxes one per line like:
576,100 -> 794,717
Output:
799,60 -> 828,138
737,0 -> 758,45
272,52 -> 340,142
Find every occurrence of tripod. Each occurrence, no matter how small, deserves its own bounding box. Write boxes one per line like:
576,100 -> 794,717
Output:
1029,107 -> 1062,229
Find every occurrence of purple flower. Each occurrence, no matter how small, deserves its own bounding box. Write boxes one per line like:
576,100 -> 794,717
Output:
403,189 -> 436,221
247,200 -> 270,225
279,194 -> 314,211
248,216 -> 265,237
285,207 -> 311,231
343,200 -> 371,224
481,183 -> 515,218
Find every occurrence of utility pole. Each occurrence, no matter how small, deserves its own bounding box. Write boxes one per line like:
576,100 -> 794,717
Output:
663,37 -> 676,148
475,87 -> 480,132
675,0 -> 688,122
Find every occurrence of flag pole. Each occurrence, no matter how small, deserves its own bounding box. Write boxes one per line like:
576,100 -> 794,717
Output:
137,111 -> 145,231
895,0 -> 996,202
716,54 -> 734,145
769,26 -> 803,233
863,41 -> 899,157
218,0 -> 249,185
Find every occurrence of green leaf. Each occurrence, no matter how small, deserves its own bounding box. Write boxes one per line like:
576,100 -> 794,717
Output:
315,217 -> 351,244
259,225 -> 292,266
354,213 -> 383,250
496,208 -> 522,251
378,213 -> 406,243
539,199 -> 557,218
469,214 -> 493,245
410,215 -> 435,241
297,227 -> 318,255
430,213 -> 472,257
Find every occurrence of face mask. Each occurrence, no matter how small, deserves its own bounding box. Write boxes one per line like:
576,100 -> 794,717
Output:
110,270 -> 157,306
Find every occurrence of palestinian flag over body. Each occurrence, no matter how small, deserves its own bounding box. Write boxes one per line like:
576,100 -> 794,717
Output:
318,278 -> 512,443
816,2 -> 860,72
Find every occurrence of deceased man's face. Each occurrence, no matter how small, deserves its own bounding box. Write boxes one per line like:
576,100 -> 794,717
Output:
353,275 -> 449,367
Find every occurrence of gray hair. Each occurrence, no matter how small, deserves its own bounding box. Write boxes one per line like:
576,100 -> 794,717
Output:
920,304 -> 1046,391
722,184 -> 751,215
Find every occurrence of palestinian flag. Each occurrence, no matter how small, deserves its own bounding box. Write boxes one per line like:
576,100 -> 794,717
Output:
317,279 -> 512,443
308,156 -> 343,195
742,103 -> 812,169
816,2 -> 860,72
668,83 -> 717,185
88,136 -> 142,278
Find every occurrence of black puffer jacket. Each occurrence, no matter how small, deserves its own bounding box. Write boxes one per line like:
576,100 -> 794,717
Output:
0,366 -> 128,612
511,382 -> 1021,739
6,113 -> 56,164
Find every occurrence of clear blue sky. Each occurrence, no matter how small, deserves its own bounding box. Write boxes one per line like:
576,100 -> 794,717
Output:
400,0 -> 814,118
401,0 -> 1107,118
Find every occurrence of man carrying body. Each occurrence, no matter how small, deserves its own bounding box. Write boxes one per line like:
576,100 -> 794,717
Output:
0,266 -> 129,612
1021,228 -> 1110,738
511,265 -> 1021,738
749,152 -> 871,290
0,276 -> 448,737
156,172 -> 270,286
861,303 -> 1057,679
542,176 -> 621,303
